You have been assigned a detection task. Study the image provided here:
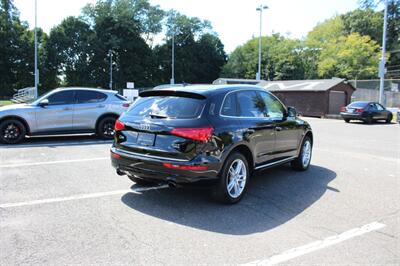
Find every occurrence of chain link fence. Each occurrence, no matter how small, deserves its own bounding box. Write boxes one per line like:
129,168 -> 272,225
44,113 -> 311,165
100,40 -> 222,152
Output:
348,79 -> 400,107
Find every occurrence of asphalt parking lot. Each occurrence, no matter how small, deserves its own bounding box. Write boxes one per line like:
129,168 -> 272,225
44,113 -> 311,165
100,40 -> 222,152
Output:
1,118 -> 399,265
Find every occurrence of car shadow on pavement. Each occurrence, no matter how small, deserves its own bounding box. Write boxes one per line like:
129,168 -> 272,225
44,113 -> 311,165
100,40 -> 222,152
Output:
121,164 -> 337,235
348,121 -> 395,126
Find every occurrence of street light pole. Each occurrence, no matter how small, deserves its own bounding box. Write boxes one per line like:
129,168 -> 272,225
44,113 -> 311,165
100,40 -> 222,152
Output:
108,50 -> 113,90
256,4 -> 268,81
379,0 -> 388,105
171,29 -> 175,85
34,0 -> 38,98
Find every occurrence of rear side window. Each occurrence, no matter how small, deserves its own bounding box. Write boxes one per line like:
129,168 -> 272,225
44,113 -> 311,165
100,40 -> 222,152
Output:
221,93 -> 238,116
127,96 -> 205,119
76,91 -> 107,104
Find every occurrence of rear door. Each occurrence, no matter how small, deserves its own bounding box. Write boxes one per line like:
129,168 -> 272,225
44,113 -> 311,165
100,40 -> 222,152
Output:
234,90 -> 275,164
35,90 -> 75,133
115,93 -> 208,161
73,90 -> 108,130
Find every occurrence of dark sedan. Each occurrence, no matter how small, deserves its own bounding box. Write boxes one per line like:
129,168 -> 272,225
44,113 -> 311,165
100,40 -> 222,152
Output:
340,101 -> 393,124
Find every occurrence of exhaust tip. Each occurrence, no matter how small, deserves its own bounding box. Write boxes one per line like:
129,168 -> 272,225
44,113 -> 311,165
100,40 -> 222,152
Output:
116,169 -> 126,176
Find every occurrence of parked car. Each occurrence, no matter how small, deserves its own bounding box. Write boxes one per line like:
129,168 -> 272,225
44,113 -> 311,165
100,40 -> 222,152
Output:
340,101 -> 393,124
110,85 -> 313,203
0,87 -> 130,144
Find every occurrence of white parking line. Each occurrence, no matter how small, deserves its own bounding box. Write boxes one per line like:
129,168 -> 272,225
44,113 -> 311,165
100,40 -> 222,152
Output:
0,185 -> 169,209
243,222 -> 386,266
0,140 -> 113,148
0,157 -> 109,168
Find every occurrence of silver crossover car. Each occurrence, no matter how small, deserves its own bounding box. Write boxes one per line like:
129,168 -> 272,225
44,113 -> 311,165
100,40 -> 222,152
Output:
0,87 -> 130,144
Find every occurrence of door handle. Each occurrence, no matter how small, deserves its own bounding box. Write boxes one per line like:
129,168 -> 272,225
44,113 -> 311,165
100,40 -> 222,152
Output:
97,104 -> 105,108
275,126 -> 282,131
63,107 -> 72,111
246,129 -> 255,134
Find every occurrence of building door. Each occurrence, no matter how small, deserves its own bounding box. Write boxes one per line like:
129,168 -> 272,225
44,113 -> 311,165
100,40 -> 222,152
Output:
329,91 -> 346,114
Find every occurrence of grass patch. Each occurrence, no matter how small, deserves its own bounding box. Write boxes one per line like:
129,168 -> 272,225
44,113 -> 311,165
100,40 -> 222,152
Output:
0,100 -> 13,106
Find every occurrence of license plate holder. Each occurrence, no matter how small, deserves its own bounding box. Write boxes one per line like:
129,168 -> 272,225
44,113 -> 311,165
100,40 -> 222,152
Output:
137,133 -> 155,146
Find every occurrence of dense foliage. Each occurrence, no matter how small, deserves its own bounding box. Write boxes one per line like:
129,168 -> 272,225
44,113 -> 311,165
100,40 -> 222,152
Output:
0,0 -> 398,97
0,0 -> 226,96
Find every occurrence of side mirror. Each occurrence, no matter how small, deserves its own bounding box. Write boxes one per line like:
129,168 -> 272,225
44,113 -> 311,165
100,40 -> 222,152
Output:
287,106 -> 298,117
39,99 -> 49,107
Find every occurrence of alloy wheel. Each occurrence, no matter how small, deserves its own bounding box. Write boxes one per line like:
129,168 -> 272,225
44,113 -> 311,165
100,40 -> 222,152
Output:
226,159 -> 247,198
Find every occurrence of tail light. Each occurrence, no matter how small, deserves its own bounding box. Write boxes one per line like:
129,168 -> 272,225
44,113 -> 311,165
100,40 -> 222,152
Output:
340,106 -> 346,112
110,150 -> 121,159
355,108 -> 364,113
122,103 -> 130,108
114,120 -> 125,131
163,163 -> 208,171
171,127 -> 214,142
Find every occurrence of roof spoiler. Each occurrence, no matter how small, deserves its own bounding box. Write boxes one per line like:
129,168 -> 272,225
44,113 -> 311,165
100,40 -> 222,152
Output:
139,90 -> 206,100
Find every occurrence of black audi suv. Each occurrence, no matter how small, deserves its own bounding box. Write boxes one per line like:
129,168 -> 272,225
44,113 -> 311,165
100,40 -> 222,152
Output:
111,85 -> 313,203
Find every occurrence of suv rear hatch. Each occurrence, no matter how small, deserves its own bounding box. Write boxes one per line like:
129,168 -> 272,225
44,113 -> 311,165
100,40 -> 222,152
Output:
114,90 -> 212,161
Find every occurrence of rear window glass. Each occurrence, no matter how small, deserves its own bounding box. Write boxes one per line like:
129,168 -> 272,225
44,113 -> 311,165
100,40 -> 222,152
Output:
127,96 -> 205,119
348,102 -> 368,108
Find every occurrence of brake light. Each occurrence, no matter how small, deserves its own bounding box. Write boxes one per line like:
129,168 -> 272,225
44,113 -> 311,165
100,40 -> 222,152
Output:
110,150 -> 121,159
163,163 -> 208,171
355,108 -> 364,113
122,103 -> 130,108
114,120 -> 125,131
171,127 -> 214,142
340,106 -> 346,112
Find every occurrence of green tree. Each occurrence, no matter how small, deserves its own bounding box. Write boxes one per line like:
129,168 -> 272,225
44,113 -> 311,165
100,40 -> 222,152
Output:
222,34 -> 306,80
341,8 -> 383,44
154,11 -> 226,84
0,0 -> 38,96
318,33 -> 380,79
46,17 -> 95,88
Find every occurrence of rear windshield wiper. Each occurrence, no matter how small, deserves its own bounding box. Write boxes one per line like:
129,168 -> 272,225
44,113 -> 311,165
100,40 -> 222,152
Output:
148,113 -> 168,119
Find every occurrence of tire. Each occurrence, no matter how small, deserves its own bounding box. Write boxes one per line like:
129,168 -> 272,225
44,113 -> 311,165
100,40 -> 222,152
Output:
291,136 -> 312,171
386,114 -> 393,124
0,119 -> 26,144
212,152 -> 250,204
344,119 -> 350,123
364,116 -> 373,124
97,116 -> 117,139
127,175 -> 156,186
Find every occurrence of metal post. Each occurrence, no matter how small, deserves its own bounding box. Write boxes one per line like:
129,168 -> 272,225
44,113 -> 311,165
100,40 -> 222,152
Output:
109,50 -> 113,90
379,0 -> 388,105
34,0 -> 38,98
171,31 -> 175,85
256,5 -> 268,80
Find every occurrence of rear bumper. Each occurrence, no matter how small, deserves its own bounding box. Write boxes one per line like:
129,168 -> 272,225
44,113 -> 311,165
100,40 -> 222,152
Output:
340,113 -> 365,120
110,146 -> 221,186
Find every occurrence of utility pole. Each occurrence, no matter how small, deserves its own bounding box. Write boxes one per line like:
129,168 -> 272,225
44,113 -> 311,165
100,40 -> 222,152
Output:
256,4 -> 268,80
34,0 -> 38,98
171,29 -> 175,85
109,50 -> 113,90
379,0 -> 388,105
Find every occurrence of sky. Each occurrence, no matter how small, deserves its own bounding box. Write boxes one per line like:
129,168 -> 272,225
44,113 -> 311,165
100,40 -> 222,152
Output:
14,0 -> 359,53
